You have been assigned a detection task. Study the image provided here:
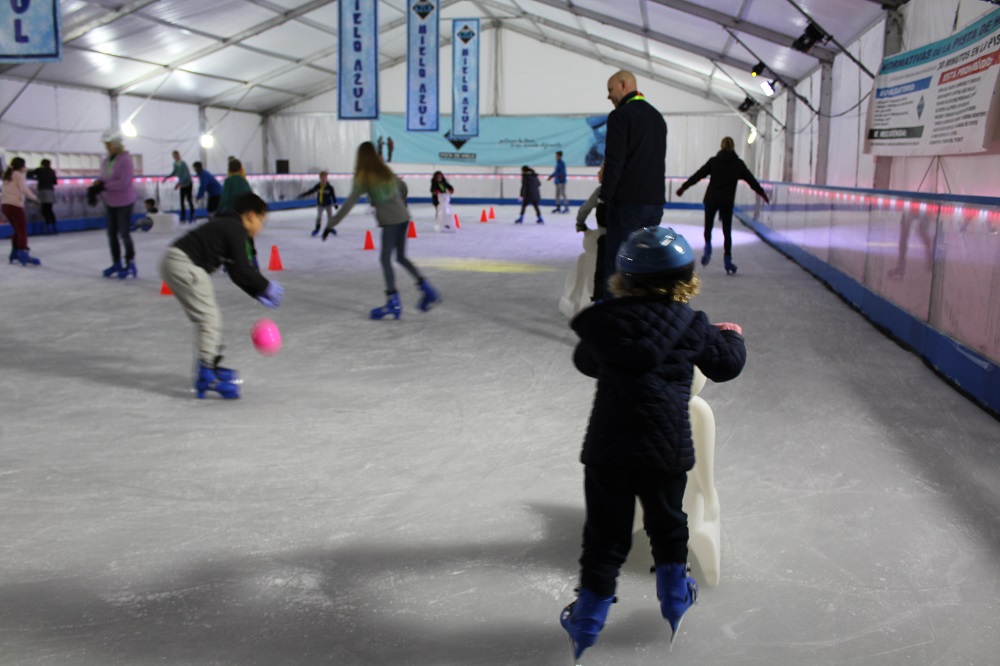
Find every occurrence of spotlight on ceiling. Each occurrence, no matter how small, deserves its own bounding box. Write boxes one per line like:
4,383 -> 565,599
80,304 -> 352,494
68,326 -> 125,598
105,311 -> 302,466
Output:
792,22 -> 829,53
738,96 -> 756,112
751,61 -> 766,77
200,133 -> 215,149
760,79 -> 776,97
120,121 -> 138,138
747,127 -> 758,145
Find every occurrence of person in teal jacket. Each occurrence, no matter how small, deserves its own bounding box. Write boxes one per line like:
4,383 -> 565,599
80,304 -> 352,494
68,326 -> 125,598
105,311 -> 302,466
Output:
163,151 -> 195,223
218,158 -> 252,213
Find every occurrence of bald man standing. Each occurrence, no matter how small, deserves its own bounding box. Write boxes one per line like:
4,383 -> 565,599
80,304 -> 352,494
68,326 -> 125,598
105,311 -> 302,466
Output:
599,70 -> 667,298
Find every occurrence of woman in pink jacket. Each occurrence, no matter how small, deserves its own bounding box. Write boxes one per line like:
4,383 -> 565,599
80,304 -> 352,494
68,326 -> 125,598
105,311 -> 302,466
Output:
2,157 -> 41,266
95,130 -> 138,279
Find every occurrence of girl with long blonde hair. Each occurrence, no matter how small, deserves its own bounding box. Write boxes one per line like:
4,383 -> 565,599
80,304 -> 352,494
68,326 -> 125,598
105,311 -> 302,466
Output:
322,142 -> 439,319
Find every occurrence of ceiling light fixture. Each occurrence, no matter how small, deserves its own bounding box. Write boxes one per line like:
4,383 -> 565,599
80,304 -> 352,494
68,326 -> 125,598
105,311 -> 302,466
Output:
751,61 -> 766,77
760,79 -> 776,96
791,22 -> 829,53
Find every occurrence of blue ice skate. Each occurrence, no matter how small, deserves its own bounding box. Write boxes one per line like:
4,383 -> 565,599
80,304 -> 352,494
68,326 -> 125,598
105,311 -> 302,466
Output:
656,562 -> 698,645
560,589 -> 614,660
370,291 -> 402,320
118,262 -> 137,279
195,362 -> 241,399
417,279 -> 440,312
724,255 -> 737,275
102,261 -> 122,277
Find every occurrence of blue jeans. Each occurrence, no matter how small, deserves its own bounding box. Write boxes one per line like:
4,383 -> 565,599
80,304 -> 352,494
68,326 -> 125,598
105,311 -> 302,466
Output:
380,222 -> 422,293
600,203 -> 663,299
106,203 -> 135,263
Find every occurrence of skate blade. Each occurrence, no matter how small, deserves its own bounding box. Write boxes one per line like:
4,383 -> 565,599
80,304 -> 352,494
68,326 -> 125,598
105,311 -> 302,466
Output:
567,635 -> 585,665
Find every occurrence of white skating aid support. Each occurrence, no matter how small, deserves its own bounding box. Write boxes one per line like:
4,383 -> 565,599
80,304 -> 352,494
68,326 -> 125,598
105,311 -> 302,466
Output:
633,368 -> 722,586
147,212 -> 180,233
559,229 -> 601,318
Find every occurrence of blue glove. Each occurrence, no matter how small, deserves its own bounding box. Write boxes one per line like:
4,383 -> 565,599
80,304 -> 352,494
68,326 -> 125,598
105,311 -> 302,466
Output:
257,280 -> 284,308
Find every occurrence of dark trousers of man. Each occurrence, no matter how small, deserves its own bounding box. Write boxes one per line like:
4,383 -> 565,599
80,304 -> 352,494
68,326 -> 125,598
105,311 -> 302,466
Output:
580,465 -> 689,597
704,200 -> 735,255
206,194 -> 220,216
179,184 -> 195,221
600,203 -> 663,299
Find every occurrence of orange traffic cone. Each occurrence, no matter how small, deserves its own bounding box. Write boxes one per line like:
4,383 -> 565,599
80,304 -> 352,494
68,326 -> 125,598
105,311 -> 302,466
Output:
407,220 -> 417,238
488,206 -> 496,219
454,215 -> 461,229
480,209 -> 488,222
160,281 -> 173,296
268,245 -> 283,271
363,229 -> 375,250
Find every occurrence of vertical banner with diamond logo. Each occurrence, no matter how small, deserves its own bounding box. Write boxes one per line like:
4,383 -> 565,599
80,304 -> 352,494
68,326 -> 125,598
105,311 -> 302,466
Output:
407,1 -> 439,131
339,0 -> 379,120
451,19 -> 480,138
0,0 -> 62,62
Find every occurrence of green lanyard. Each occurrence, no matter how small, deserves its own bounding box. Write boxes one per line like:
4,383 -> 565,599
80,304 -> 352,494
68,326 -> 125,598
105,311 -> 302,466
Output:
626,92 -> 646,104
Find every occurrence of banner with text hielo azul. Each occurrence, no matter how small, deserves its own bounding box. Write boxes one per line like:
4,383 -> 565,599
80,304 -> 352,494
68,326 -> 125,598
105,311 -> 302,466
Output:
339,0 -> 379,120
407,1 -> 439,131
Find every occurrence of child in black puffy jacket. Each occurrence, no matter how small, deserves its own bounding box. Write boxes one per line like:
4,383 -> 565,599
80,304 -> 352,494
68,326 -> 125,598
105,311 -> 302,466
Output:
560,226 -> 746,660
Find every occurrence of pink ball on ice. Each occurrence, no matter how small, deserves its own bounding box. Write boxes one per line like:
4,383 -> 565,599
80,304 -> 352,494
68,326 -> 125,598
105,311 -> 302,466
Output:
251,318 -> 282,356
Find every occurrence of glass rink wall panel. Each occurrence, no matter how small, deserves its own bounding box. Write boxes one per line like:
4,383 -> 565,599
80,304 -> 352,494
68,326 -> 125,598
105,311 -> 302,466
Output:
736,183 -> 1000,367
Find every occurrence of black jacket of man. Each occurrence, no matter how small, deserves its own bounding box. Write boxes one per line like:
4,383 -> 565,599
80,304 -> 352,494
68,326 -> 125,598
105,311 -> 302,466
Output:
600,91 -> 667,206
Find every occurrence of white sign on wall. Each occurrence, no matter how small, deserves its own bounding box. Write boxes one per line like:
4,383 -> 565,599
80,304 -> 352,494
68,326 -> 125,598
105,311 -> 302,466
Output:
865,8 -> 1000,156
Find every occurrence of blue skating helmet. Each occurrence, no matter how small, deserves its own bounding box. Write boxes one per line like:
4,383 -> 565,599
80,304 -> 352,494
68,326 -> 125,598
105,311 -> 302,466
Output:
616,226 -> 695,276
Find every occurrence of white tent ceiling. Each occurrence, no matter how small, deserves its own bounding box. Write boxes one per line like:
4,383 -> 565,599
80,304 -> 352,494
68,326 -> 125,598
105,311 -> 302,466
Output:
1,0 -> 887,116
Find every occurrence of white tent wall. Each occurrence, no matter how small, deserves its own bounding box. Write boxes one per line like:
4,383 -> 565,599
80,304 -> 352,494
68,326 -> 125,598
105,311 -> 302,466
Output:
204,108 -> 265,175
825,19 -> 884,189
266,114 -> 371,174
118,97 -> 200,176
0,81 -> 111,171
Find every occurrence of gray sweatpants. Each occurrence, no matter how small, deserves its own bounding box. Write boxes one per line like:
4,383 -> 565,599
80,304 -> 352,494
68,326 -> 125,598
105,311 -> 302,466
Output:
160,247 -> 223,365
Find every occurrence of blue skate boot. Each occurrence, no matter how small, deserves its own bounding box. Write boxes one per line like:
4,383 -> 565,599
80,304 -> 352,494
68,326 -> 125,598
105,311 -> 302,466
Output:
514,216 -> 523,224
12,249 -> 40,266
195,361 -> 241,399
724,255 -> 737,275
656,563 -> 698,645
417,279 -> 440,312
560,589 -> 615,660
118,261 -> 137,279
103,261 -> 123,278
701,243 -> 712,266
536,216 -> 545,224
211,355 -> 241,383
370,291 -> 402,320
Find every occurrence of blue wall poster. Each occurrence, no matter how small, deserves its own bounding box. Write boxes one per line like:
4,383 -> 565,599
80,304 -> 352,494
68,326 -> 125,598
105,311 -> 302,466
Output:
372,113 -> 609,167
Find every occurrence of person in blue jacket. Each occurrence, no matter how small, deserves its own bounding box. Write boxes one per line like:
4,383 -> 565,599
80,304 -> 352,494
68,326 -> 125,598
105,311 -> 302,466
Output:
193,162 -> 223,219
560,226 -> 746,660
548,150 -> 568,213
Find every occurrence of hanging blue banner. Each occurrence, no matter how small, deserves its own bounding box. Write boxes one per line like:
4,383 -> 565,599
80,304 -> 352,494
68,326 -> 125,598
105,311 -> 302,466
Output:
339,0 -> 379,120
451,19 -> 480,138
407,1 -> 439,131
0,0 -> 62,62
373,113 -> 608,167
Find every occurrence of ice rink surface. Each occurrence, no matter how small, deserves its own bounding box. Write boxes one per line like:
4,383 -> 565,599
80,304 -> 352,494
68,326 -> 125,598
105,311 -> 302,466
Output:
2,205 -> 999,665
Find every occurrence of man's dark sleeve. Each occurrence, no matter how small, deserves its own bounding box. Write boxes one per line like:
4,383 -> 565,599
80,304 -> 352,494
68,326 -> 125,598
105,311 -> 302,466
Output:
740,162 -> 766,197
600,110 -> 625,202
